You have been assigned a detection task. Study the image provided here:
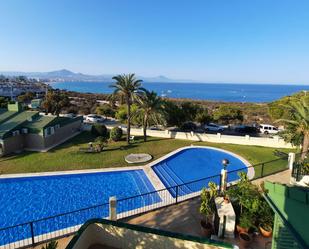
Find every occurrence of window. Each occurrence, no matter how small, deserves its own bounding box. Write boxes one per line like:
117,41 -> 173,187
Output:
12,130 -> 20,136
44,128 -> 50,137
22,128 -> 28,134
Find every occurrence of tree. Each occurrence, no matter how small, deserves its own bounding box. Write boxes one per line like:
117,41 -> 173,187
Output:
162,100 -> 185,127
136,90 -> 165,141
96,104 -> 115,118
276,98 -> 309,160
115,104 -> 142,126
195,109 -> 212,125
181,102 -> 202,122
110,74 -> 143,144
17,92 -> 35,103
91,124 -> 108,138
213,105 -> 243,125
110,127 -> 123,141
42,90 -> 70,116
0,97 -> 9,108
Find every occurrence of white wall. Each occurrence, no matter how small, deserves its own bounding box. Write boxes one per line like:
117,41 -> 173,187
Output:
107,126 -> 294,149
71,223 -> 230,249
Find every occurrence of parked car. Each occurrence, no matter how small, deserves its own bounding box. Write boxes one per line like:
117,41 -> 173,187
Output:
85,114 -> 105,123
204,123 -> 224,132
234,125 -> 259,134
60,113 -> 76,118
259,124 -> 279,135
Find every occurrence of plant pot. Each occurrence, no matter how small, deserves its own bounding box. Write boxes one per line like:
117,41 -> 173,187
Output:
259,224 -> 272,238
223,196 -> 230,204
201,220 -> 212,238
236,224 -> 249,234
239,232 -> 252,248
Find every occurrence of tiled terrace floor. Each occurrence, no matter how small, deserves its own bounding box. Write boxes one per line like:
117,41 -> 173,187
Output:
124,170 -> 291,249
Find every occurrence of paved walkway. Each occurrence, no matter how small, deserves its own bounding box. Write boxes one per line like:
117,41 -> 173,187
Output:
252,169 -> 291,186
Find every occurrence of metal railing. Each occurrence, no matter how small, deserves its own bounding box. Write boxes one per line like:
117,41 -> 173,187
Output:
291,151 -> 308,181
0,155 -> 290,248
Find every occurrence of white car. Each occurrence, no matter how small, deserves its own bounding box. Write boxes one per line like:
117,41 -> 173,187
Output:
204,123 -> 224,132
85,114 -> 105,123
259,124 -> 278,135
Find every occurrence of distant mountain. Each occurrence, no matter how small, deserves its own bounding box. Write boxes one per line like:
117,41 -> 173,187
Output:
0,69 -> 185,83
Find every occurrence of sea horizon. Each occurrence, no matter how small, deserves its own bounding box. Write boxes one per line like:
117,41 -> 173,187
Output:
49,81 -> 309,103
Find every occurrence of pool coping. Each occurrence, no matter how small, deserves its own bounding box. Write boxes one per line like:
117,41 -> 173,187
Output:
144,145 -> 254,190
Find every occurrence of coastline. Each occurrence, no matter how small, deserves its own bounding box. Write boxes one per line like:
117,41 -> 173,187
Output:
49,81 -> 309,103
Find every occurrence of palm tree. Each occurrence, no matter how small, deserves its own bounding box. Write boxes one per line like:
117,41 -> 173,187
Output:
276,98 -> 309,160
110,74 -> 143,144
136,90 -> 165,142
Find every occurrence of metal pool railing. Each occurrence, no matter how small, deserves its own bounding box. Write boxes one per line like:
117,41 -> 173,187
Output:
0,155 -> 290,249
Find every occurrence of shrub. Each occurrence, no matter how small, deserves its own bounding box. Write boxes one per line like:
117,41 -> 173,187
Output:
200,182 -> 218,222
110,127 -> 123,141
91,124 -> 108,138
294,161 -> 309,175
94,136 -> 108,152
181,122 -> 197,131
41,240 -> 58,249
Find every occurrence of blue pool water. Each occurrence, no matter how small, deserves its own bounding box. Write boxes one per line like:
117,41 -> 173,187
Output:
152,147 -> 248,197
0,170 -> 160,245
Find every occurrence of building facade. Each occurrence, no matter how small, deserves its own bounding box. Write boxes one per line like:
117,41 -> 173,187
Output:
0,102 -> 82,156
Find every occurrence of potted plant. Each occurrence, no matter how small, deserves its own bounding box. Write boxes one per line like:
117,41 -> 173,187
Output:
239,232 -> 252,248
258,201 -> 274,237
236,211 -> 254,233
200,182 -> 218,238
259,223 -> 273,238
200,188 -> 213,237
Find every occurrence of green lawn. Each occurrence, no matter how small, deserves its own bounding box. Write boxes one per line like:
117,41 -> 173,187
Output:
0,132 -> 296,175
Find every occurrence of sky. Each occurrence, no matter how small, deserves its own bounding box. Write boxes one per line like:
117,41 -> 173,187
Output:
0,0 -> 308,84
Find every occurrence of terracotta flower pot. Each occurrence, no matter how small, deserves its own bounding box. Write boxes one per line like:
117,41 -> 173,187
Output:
236,224 -> 249,234
201,220 -> 213,238
259,225 -> 273,238
239,232 -> 252,248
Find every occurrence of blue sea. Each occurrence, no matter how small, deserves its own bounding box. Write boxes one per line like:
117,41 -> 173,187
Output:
50,81 -> 309,103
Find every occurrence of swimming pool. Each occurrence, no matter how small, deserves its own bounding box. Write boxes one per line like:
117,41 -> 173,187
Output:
151,146 -> 250,197
0,169 -> 160,245
0,146 -> 250,246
